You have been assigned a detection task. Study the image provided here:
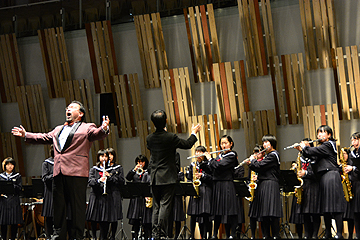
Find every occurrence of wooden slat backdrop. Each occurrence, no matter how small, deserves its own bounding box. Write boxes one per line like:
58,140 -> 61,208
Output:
299,0 -> 338,70
137,120 -> 151,160
269,54 -> 307,125
188,114 -> 220,157
0,33 -> 25,103
184,4 -> 221,83
38,27 -> 71,99
160,68 -> 194,134
213,61 -> 249,130
0,133 -> 25,176
134,13 -> 167,89
331,46 -> 360,120
237,0 -> 274,78
112,73 -> 144,138
15,85 -> 49,134
302,104 -> 340,149
85,20 -> 119,93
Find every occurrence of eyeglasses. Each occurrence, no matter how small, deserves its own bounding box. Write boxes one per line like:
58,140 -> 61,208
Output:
65,106 -> 80,111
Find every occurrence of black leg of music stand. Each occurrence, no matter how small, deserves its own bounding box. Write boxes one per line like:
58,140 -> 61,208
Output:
279,193 -> 294,239
115,220 -> 128,240
177,197 -> 192,239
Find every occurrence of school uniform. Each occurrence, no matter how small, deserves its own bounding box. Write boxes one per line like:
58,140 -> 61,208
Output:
107,163 -> 125,220
349,147 -> 360,238
126,169 -> 145,224
41,157 -> 54,218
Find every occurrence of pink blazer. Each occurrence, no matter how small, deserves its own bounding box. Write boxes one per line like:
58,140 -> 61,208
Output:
25,122 -> 108,177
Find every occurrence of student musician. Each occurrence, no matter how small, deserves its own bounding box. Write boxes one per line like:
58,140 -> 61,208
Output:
295,125 -> 346,239
344,132 -> 360,239
296,138 -> 321,239
0,157 -> 23,240
141,163 -> 152,240
41,145 -> 55,238
206,135 -> 240,239
289,160 -> 304,238
86,149 -> 115,240
106,148 -> 125,240
246,134 -> 282,239
187,146 -> 213,239
126,155 -> 149,239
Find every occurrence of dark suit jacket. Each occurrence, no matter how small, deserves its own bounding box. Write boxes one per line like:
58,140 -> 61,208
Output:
25,122 -> 108,177
146,129 -> 197,185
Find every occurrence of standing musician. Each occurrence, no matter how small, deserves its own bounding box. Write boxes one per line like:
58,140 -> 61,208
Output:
106,148 -> 125,240
86,149 -> 114,240
289,160 -> 304,239
205,135 -> 240,239
41,145 -> 55,239
126,155 -> 149,240
186,146 -> 213,239
0,157 -> 23,240
295,125 -> 346,239
344,132 -> 360,239
245,134 -> 282,239
141,164 -> 153,240
296,138 -> 321,239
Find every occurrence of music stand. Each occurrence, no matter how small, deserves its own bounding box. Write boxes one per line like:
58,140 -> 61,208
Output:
176,182 -> 197,240
279,170 -> 300,239
31,178 -> 44,198
233,180 -> 251,239
0,181 -> 15,196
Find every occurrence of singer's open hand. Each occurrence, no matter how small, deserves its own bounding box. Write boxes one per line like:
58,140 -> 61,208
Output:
11,125 -> 26,138
102,116 -> 110,131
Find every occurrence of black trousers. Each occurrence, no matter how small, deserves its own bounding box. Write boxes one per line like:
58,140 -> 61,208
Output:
53,174 -> 88,240
151,184 -> 176,238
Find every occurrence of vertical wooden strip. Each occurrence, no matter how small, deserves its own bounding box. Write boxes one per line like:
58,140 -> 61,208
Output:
189,7 -> 204,83
114,76 -> 127,138
184,68 -> 195,116
320,0 -> 330,68
59,27 -> 72,80
275,56 -> 287,125
298,53 -> 308,106
320,105 -> 326,125
281,55 -> 292,124
129,75 -> 140,124
267,109 -> 276,136
105,21 -> 119,75
307,106 -> 316,141
326,104 -> 334,136
140,15 -> 154,88
183,8 -> 198,83
248,112 -> 256,155
234,61 -> 245,125
120,75 -> 135,137
0,35 -> 13,102
213,63 -> 225,130
80,80 -> 90,123
314,105 -> 322,129
200,5 -> 214,82
291,54 -> 303,123
49,28 -> 63,97
151,13 -> 164,71
91,22 -> 105,93
351,46 -> 360,118
160,70 -> 171,132
144,14 -> 160,88
312,0 -> 325,68
156,13 -> 168,69
169,69 -> 182,133
243,112 -> 251,155
255,111 -> 263,144
238,0 -> 253,77
225,62 -> 239,129
302,106 -> 310,138
251,0 -> 265,75
8,34 -> 22,86
36,85 -> 48,132
202,115 -> 210,152
178,68 -> 190,126
0,47 -> 8,103
195,6 -> 209,83
173,69 -> 186,132
197,115 -> 206,147
330,48 -> 343,120
208,114 -> 216,152
269,56 -> 280,125
85,79 -> 95,123
95,21 -> 111,93
134,16 -> 149,88
15,136 -> 25,177
207,4 -> 220,64
38,29 -> 55,98
345,46 -> 358,118
102,21 -> 115,77
219,63 -> 232,129
332,103 -> 340,146
261,110 -> 268,135
304,0 -> 318,69
327,0 -> 338,49
25,85 -> 37,132
336,47 -> 350,120
15,87 -> 27,130
164,70 -> 176,133
285,55 -> 298,124
85,23 -> 101,93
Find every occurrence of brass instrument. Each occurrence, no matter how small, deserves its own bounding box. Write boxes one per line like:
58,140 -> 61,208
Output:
340,147 -> 353,202
245,171 -> 257,202
145,197 -> 153,208
192,160 -> 201,198
294,153 -> 303,204
136,167 -> 143,175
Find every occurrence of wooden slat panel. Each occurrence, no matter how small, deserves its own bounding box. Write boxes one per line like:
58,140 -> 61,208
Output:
345,46 -> 358,119
234,61 -> 245,125
95,21 -> 111,93
319,0 -> 331,68
114,75 -> 127,138
164,70 -> 176,133
195,6 -> 209,83
189,7 -> 204,83
332,103 -> 340,147
261,110 -> 268,135
151,13 -> 164,71
267,109 -> 276,136
207,4 -> 220,64
213,63 -> 225,130
208,114 -> 216,152
298,53 -> 308,106
254,0 -> 267,75
31,85 -> 42,133
304,0 -> 318,70
49,28 -> 63,97
269,57 -> 280,125
312,0 -> 325,69
102,21 -> 115,77
0,36 -> 10,102
261,0 -> 277,57
326,104 -> 334,136
281,55 -> 292,124
179,68 -> 190,123
314,105 -> 322,129
160,70 -> 172,132
219,63 -> 232,129
274,56 -> 286,125
124,75 -> 136,137
320,104 -> 326,125
291,54 -> 303,123
72,79 -> 82,101
352,46 -> 360,118
248,0 -> 263,76
5,35 -> 18,102
144,14 -> 160,88
255,111 -> 262,144
15,87 -> 27,130
38,29 -> 55,98
336,47 -> 350,120
134,16 -> 149,88
80,80 -> 90,123
85,79 -> 95,123
10,33 -> 24,86
173,69 -> 186,132
225,62 -> 239,129
285,54 -> 298,124
90,22 -> 105,93
330,48 -> 343,120
200,5 -> 213,82
85,23 -> 101,93
203,115 -> 210,151
307,106 -> 316,141
183,8 -> 198,83
129,74 -> 140,125
327,0 -> 338,49
58,27 -> 71,81
302,106 -> 309,138
197,115 -> 206,147
156,13 -> 168,69
238,0 -> 253,77
25,85 -> 37,132
169,69 -> 182,133
119,75 -> 134,137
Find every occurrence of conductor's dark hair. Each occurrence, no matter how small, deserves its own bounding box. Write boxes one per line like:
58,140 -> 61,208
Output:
195,146 -> 206,153
70,100 -> 86,122
151,110 -> 167,129
219,135 -> 234,150
96,149 -> 109,167
253,144 -> 264,153
2,157 -> 16,172
106,148 -> 117,164
317,125 -> 336,141
262,134 -> 277,149
351,132 -> 360,140
135,154 -> 149,170
302,138 -> 314,147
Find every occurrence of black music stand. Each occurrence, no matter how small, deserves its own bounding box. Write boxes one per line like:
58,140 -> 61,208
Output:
0,181 -> 15,196
176,182 -> 197,240
31,178 -> 44,198
279,170 -> 300,239
233,180 -> 251,239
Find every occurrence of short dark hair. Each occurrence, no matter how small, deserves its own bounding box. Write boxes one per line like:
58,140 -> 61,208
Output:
2,157 -> 16,172
71,101 -> 86,122
317,125 -> 336,141
151,110 -> 167,129
96,149 -> 109,167
106,148 -> 117,164
195,146 -> 206,153
351,132 -> 360,140
219,135 -> 234,150
135,154 -> 149,170
253,144 -> 264,153
262,134 -> 277,149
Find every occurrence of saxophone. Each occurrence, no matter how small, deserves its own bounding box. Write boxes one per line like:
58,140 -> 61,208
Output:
340,148 -> 353,202
245,170 -> 257,202
145,197 -> 153,208
294,152 -> 303,204
192,160 -> 201,198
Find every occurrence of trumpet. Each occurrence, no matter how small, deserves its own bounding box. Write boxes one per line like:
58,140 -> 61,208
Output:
187,148 -> 230,159
237,147 -> 270,168
283,138 -> 325,150
136,167 -> 143,175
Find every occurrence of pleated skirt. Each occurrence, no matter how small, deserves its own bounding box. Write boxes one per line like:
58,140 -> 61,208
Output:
249,180 -> 283,218
211,180 -> 240,224
173,195 -> 185,222
143,205 -> 152,224
301,178 -> 321,214
127,197 -> 144,223
86,193 -> 116,222
0,196 -> 24,225
187,185 -> 212,215
352,180 -> 360,212
112,190 -> 123,220
319,170 -> 346,213
41,189 -> 53,217
289,196 -> 304,224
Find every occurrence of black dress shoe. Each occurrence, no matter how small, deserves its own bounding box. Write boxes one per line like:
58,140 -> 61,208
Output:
210,236 -> 217,239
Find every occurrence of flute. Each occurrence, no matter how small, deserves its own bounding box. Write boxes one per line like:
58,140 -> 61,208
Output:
283,138 -> 325,150
237,147 -> 270,167
187,149 -> 230,159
